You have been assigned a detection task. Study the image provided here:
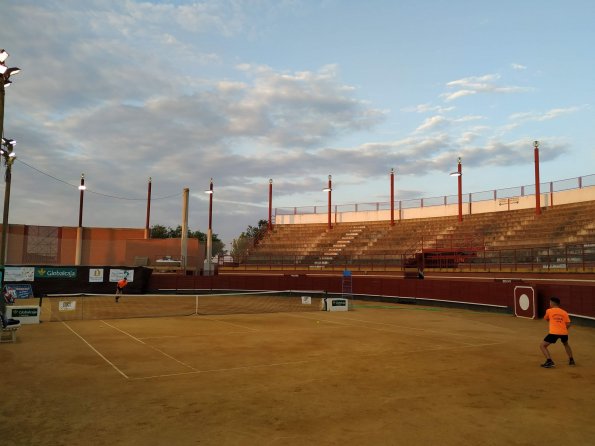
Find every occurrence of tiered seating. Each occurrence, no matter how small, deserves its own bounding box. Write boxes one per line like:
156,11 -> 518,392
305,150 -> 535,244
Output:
242,200 -> 595,268
487,201 -> 595,248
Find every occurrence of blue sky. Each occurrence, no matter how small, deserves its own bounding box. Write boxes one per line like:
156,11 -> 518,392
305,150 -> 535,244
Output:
2,0 -> 594,248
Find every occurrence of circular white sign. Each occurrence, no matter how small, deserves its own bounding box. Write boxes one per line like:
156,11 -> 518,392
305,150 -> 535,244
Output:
519,294 -> 530,311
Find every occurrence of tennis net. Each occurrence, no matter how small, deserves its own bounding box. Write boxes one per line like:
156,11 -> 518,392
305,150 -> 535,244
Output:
41,290 -> 323,321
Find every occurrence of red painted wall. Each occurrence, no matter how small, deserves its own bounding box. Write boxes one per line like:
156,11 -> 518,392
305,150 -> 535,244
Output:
148,274 -> 595,319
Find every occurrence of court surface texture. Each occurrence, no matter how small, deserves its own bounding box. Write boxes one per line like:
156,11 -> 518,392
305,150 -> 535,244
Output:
3,300 -> 595,446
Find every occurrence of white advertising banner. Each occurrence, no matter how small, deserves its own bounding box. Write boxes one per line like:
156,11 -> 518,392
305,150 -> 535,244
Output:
89,268 -> 104,283
109,269 -> 134,282
5,267 -> 35,282
59,301 -> 77,312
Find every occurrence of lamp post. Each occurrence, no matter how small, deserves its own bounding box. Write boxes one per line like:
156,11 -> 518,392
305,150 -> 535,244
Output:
0,49 -> 20,272
450,157 -> 463,223
390,168 -> 395,226
75,173 -> 86,265
204,178 -> 214,275
145,177 -> 152,239
268,179 -> 273,231
0,138 -> 16,267
534,141 -> 541,216
323,175 -> 332,230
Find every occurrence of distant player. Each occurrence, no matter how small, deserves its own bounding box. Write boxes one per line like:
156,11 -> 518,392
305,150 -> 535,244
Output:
115,277 -> 128,303
539,297 -> 575,368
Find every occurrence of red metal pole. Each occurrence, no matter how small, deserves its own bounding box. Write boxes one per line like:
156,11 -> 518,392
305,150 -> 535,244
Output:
457,158 -> 462,223
534,141 -> 541,216
268,179 -> 273,230
145,177 -> 152,238
208,178 -> 213,230
78,174 -> 85,227
327,175 -> 332,230
390,168 -> 395,226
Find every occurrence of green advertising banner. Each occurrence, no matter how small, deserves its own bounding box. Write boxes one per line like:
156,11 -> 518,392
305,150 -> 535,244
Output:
35,267 -> 78,279
11,307 -> 39,317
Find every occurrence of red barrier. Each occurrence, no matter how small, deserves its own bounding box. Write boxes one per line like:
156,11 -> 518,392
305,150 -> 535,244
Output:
148,273 -> 595,319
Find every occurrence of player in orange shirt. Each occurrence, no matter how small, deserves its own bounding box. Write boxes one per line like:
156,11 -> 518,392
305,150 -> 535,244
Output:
539,297 -> 575,368
115,277 -> 128,303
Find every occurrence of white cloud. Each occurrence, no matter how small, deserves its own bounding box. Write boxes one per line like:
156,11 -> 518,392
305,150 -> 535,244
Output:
511,63 -> 527,71
402,103 -> 455,114
509,106 -> 586,122
415,116 -> 448,133
441,73 -> 530,102
415,114 -> 484,134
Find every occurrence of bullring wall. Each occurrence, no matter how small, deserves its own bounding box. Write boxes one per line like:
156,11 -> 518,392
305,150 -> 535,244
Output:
148,273 -> 595,321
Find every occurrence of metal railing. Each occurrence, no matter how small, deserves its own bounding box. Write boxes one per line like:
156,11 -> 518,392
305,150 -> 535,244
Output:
219,242 -> 595,273
275,174 -> 595,216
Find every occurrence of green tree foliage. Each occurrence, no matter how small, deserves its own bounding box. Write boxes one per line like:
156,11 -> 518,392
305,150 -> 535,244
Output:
230,219 -> 268,260
150,224 -> 225,256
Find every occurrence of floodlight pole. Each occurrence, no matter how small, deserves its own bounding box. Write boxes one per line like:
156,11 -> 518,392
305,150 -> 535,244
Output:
0,49 -> 21,273
457,157 -> 463,223
0,141 -> 16,268
268,179 -> 273,231
534,141 -> 541,216
390,168 -> 395,226
327,175 -> 332,230
204,179 -> 214,275
75,174 -> 85,265
145,177 -> 152,239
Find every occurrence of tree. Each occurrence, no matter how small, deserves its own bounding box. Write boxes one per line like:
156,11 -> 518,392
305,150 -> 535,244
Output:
150,224 -> 225,256
230,219 -> 269,260
150,224 -> 169,239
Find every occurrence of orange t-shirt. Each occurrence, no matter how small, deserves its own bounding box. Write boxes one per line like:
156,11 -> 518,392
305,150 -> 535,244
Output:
544,307 -> 570,335
117,279 -> 128,288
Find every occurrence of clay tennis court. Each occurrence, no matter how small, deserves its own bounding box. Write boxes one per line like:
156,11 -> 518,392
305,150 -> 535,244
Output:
3,298 -> 595,446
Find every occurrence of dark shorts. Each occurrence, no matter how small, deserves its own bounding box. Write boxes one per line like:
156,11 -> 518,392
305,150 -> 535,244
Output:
544,334 -> 568,344
117,286 -> 124,292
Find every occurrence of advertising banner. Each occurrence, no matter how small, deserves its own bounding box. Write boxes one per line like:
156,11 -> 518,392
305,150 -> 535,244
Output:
109,269 -> 134,282
35,267 -> 77,279
5,284 -> 34,299
5,267 -> 35,282
89,268 -> 104,283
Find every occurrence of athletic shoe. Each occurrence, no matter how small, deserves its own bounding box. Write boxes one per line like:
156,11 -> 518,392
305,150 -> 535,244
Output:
569,358 -> 576,366
541,360 -> 555,368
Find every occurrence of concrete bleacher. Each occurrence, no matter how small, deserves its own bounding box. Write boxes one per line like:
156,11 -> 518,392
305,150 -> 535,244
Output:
236,200 -> 595,271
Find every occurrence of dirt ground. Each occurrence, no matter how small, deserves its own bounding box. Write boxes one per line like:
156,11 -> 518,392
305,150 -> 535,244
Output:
2,300 -> 594,446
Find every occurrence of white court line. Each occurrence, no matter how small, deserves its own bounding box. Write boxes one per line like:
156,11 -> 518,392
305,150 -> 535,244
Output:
129,340 -> 505,381
61,322 -> 129,379
101,320 -> 198,372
